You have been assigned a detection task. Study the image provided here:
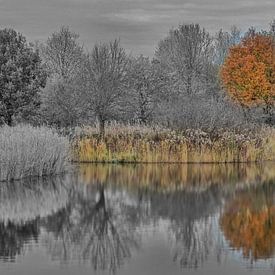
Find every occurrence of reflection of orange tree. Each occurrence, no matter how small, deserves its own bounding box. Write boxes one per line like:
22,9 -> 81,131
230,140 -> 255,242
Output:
220,185 -> 275,261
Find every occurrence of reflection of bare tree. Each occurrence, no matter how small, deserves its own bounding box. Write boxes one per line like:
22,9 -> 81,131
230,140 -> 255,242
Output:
170,217 -> 219,268
0,221 -> 39,261
42,183 -> 141,273
149,186 -> 224,268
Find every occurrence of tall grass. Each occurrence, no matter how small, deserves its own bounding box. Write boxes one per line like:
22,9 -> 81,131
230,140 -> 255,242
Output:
72,124 -> 275,163
0,125 -> 70,181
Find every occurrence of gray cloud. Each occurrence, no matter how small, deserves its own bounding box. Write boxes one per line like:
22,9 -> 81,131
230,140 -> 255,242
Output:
0,0 -> 274,56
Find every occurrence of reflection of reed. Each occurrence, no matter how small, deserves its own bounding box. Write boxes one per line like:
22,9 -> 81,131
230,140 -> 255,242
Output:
78,163 -> 275,193
0,176 -> 70,262
0,176 -> 70,224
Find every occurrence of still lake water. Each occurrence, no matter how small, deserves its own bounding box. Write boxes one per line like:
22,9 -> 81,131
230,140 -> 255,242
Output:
1,163 -> 275,275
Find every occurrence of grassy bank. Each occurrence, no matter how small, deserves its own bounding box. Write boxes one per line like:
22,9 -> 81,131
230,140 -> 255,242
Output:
72,125 -> 275,163
0,125 -> 70,181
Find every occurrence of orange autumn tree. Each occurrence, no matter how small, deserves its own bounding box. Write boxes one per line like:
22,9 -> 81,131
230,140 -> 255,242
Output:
221,32 -> 275,109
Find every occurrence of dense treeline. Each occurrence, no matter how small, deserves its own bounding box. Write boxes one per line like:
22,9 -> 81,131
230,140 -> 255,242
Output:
0,22 -> 274,136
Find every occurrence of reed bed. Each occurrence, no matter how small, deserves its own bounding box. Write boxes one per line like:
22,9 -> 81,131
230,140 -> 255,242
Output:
72,124 -> 275,163
0,125 -> 70,181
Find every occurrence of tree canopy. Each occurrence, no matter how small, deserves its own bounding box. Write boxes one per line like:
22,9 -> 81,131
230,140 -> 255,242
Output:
221,32 -> 275,107
41,26 -> 84,80
82,39 -> 128,136
0,28 -> 47,125
156,23 -> 214,96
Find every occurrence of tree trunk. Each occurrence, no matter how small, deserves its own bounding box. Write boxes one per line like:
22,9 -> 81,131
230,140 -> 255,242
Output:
6,114 -> 12,126
99,119 -> 105,139
139,107 -> 147,124
263,102 -> 273,125
241,105 -> 250,123
95,187 -> 106,212
186,71 -> 192,95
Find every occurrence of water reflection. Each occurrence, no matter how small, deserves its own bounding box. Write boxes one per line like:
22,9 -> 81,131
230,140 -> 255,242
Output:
0,163 -> 275,274
0,176 -> 70,262
78,163 -> 275,192
149,188 -> 222,268
221,181 -> 275,261
77,163 -> 275,269
0,221 -> 39,261
42,183 -> 140,273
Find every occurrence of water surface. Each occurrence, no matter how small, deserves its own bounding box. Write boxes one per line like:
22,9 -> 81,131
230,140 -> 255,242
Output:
1,163 -> 275,275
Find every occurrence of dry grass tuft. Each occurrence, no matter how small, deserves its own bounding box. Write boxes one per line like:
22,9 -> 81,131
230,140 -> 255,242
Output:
0,125 -> 70,181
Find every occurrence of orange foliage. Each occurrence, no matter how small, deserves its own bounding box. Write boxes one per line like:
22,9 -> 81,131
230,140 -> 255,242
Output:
220,190 -> 275,260
221,34 -> 275,107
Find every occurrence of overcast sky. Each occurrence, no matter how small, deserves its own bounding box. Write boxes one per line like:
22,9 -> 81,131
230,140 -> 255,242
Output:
0,0 -> 274,56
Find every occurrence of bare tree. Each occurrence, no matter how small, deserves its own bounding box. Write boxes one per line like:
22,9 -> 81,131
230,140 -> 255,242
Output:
41,26 -> 84,80
40,27 -> 87,127
155,24 -> 214,96
214,26 -> 241,66
126,56 -> 165,124
82,40 -> 128,137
